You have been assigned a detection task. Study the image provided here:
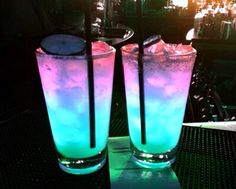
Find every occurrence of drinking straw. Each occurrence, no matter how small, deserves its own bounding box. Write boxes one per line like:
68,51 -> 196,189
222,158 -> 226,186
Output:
136,0 -> 146,145
85,0 -> 96,148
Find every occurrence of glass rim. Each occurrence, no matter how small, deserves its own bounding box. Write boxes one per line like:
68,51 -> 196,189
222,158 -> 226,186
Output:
121,44 -> 197,57
35,46 -> 116,60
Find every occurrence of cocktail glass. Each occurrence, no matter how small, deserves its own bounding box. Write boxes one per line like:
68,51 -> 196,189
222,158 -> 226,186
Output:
36,40 -> 115,174
121,39 -> 196,168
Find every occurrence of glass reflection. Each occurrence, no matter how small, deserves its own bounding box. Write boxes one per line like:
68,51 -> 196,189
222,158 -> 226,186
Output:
108,137 -> 181,189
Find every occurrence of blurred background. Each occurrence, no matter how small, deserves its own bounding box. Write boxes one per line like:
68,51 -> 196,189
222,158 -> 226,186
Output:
0,0 -> 236,122
0,0 -> 194,42
0,2 -> 235,189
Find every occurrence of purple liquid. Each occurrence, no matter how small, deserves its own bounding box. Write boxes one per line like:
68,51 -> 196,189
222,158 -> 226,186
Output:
122,42 -> 196,154
36,41 -> 115,159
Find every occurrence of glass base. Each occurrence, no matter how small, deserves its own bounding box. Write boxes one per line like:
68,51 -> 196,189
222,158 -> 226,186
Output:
130,143 -> 177,169
58,147 -> 107,175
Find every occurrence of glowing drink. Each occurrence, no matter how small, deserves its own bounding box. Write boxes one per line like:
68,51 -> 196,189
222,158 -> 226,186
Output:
36,39 -> 115,174
121,39 -> 196,168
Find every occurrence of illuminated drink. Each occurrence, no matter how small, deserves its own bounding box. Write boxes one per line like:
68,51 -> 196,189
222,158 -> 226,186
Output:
121,39 -> 196,168
36,35 -> 115,175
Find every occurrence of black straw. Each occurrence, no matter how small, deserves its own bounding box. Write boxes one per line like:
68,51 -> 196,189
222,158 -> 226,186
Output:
136,0 -> 146,145
85,0 -> 96,148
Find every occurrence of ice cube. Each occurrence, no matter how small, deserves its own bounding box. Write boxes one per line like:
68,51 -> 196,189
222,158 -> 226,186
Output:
146,76 -> 167,88
145,39 -> 166,54
164,43 -> 195,56
164,85 -> 178,97
176,44 -> 195,55
92,41 -> 112,55
121,36 -> 195,58
122,43 -> 139,54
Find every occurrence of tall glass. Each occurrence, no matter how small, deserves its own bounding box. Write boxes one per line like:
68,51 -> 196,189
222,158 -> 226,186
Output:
121,40 -> 196,168
36,41 -> 115,174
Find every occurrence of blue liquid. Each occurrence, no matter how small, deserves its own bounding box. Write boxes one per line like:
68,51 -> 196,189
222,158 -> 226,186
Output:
37,50 -> 115,159
123,52 -> 195,155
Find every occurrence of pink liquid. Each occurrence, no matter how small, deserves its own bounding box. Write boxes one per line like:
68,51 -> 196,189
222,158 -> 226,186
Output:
122,42 -> 196,154
36,41 -> 115,159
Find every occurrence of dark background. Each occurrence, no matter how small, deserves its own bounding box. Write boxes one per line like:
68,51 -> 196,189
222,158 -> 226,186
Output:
0,0 -> 194,112
0,0 -> 235,121
0,1 -> 236,189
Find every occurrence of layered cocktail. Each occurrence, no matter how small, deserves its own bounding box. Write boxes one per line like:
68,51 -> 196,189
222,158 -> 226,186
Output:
36,39 -> 115,174
122,39 -> 196,168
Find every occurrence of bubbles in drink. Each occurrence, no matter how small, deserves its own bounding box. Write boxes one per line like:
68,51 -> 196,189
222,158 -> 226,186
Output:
122,38 -> 196,154
92,41 -> 112,55
36,41 -> 115,159
145,39 -> 166,55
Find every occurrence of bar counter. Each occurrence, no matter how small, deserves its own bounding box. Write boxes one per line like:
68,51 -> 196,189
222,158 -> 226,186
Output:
0,102 -> 235,188
0,37 -> 236,189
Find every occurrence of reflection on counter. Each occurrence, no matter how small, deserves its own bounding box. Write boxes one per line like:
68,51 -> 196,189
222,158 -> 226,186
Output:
108,137 -> 181,189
